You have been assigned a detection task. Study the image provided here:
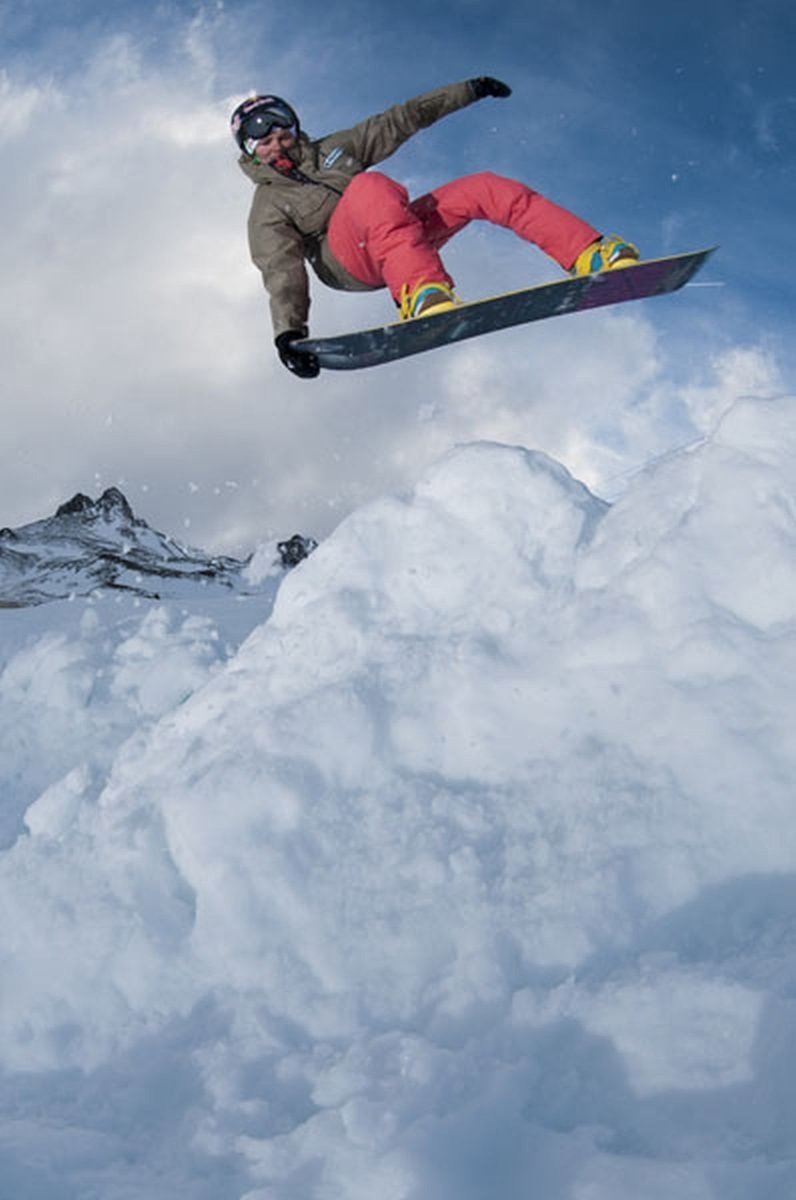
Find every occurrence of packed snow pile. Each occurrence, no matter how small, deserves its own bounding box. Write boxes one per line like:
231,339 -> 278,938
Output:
2,396 -> 796,1199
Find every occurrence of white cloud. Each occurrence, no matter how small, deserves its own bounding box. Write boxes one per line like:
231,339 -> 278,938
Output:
0,70 -> 52,139
680,345 -> 788,430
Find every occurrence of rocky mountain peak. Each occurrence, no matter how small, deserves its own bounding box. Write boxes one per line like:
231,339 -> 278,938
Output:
55,487 -> 135,523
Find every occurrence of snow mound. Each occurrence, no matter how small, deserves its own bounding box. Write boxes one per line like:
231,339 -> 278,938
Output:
2,397 -> 796,1199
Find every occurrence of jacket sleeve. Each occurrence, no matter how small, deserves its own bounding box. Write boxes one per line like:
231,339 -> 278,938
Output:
324,80 -> 477,168
248,199 -> 310,338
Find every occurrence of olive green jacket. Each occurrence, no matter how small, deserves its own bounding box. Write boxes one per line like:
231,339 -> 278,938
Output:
237,80 -> 477,337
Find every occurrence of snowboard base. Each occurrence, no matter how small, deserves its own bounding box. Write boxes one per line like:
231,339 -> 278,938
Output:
296,248 -> 715,371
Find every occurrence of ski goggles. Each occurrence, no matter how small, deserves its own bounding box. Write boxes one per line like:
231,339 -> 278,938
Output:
238,108 -> 296,144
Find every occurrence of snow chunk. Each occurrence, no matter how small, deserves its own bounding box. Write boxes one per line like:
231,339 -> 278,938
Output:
2,398 -> 796,1196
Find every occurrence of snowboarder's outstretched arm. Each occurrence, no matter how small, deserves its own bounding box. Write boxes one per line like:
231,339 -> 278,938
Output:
321,78 -> 511,169
248,216 -> 309,337
246,216 -> 320,376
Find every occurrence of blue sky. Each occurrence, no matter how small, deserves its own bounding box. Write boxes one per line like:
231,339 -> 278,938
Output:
1,0 -> 793,550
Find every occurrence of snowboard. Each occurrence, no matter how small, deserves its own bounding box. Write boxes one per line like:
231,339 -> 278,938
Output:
296,248 -> 714,371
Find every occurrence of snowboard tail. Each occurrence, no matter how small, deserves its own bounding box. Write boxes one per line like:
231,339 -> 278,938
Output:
296,248 -> 715,371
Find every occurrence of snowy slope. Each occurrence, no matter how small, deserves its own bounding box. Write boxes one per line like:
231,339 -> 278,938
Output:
2,398 -> 796,1199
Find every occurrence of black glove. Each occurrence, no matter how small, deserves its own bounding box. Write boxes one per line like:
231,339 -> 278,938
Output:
470,76 -> 512,100
275,328 -> 320,379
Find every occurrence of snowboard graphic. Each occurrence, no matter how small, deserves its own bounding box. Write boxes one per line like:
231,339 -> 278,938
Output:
296,248 -> 715,371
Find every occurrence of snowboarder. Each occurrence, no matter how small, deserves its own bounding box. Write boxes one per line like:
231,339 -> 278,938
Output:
231,78 -> 639,379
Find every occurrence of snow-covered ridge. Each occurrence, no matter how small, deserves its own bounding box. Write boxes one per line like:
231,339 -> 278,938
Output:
0,486 -> 316,606
2,398 -> 796,1198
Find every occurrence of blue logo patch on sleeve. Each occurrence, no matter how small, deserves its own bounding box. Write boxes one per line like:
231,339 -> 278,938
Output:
323,147 -> 344,169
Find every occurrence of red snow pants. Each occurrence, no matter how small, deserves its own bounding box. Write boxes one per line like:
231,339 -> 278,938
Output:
327,171 -> 600,300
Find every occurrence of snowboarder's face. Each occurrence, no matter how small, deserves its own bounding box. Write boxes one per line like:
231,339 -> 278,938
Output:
254,127 -> 296,162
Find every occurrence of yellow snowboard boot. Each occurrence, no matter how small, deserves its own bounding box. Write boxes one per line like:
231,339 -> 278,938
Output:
571,235 -> 640,277
399,280 -> 461,320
